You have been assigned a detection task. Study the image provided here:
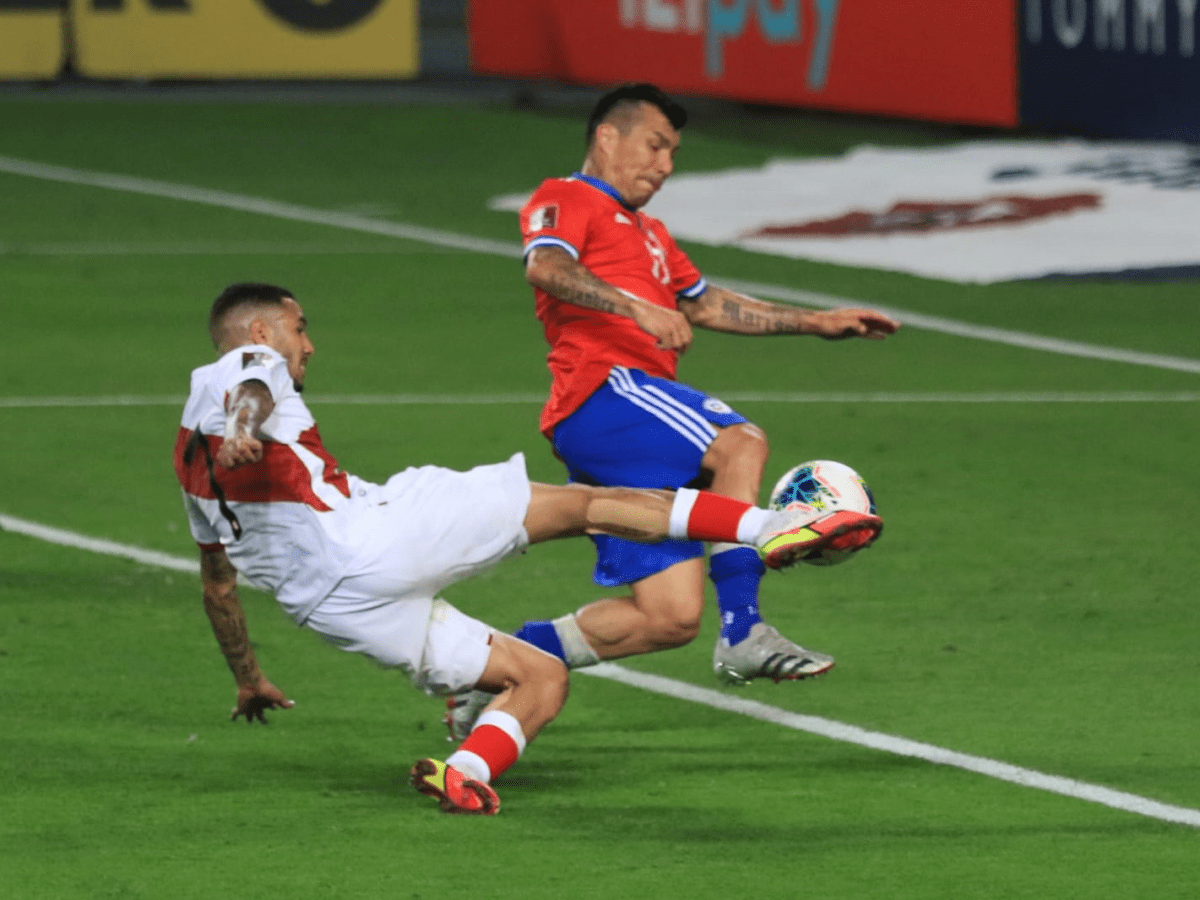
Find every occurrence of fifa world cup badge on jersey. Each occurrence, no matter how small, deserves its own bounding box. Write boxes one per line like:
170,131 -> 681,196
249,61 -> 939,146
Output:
242,351 -> 276,370
529,204 -> 558,231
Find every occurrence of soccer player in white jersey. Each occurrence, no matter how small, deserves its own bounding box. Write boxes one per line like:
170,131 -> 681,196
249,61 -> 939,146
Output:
174,282 -> 880,815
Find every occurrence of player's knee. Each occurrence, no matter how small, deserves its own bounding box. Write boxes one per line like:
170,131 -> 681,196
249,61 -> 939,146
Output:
524,648 -> 570,709
644,606 -> 702,648
707,422 -> 769,469
732,422 -> 769,461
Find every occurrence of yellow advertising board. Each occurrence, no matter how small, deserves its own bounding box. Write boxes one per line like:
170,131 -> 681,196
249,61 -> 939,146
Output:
73,0 -> 417,79
0,2 -> 66,79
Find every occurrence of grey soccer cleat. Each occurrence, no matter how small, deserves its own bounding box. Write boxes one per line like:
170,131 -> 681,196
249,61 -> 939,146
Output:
442,688 -> 492,742
713,622 -> 835,685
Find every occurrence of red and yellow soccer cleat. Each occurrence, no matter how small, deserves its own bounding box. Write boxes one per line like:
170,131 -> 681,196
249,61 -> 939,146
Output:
410,758 -> 500,815
758,508 -> 883,570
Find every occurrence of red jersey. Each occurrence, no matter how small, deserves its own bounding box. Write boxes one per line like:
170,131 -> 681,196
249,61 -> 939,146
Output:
520,174 -> 706,437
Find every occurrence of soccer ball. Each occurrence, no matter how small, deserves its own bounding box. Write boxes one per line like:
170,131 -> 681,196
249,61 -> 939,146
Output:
767,460 -> 880,566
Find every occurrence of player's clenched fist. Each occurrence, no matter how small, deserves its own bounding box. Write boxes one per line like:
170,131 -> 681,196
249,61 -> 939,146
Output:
216,433 -> 263,469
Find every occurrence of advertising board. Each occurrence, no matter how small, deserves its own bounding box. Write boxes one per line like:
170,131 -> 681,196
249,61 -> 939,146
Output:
0,0 -> 66,79
73,0 -> 417,79
1020,0 -> 1200,139
469,0 -> 1019,127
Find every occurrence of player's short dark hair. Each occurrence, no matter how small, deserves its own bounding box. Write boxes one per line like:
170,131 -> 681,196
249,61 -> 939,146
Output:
585,82 -> 688,145
208,282 -> 294,332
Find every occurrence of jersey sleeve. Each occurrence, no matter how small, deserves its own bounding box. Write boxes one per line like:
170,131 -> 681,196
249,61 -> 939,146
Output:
520,179 -> 593,261
225,347 -> 293,401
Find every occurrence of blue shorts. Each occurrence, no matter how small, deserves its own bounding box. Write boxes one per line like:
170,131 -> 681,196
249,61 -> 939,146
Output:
552,366 -> 748,587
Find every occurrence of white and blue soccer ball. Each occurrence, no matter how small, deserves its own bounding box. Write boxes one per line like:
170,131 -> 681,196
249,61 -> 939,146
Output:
767,459 -> 879,566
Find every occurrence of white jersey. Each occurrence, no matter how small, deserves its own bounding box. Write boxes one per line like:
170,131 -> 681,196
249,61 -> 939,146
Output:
174,344 -> 381,623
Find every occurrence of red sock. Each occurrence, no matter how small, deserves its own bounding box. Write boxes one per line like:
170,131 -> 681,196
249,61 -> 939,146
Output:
671,488 -> 755,543
447,710 -> 526,782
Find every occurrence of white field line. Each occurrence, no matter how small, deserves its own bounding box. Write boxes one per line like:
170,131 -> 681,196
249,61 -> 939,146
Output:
0,240 -> 430,255
2,390 -> 1199,410
0,155 -> 521,257
580,664 -> 1200,829
3,153 -> 1200,376
3,509 -> 1199,829
1,512 -> 197,574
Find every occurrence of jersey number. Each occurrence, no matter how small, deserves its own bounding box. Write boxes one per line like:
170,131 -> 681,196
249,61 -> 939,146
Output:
644,234 -> 670,286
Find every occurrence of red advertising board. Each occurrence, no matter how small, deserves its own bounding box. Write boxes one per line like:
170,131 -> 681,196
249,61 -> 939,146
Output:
468,0 -> 1017,127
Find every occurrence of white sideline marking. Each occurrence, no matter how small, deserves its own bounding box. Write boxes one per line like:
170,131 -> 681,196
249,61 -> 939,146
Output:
3,509 -> 1198,829
0,512 -> 197,574
0,155 -> 522,258
0,240 -> 425,255
3,153 -> 1200,376
2,390 -> 1199,410
581,664 -> 1200,829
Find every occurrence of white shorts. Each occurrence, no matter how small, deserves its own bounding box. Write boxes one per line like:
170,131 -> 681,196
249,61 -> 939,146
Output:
303,453 -> 532,695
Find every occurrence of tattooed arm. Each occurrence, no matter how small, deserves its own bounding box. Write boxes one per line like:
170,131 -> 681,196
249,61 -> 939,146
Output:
525,245 -> 695,352
200,545 -> 293,723
681,284 -> 901,340
215,379 -> 274,470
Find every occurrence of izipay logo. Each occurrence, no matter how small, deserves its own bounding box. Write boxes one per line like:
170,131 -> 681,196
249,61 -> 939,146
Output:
618,0 -> 841,90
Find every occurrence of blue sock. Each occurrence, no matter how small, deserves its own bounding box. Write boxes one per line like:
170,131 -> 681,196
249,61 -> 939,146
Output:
710,546 -> 765,645
513,620 -> 567,663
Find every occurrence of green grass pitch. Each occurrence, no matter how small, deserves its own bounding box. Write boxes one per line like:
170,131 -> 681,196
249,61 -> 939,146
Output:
1,91 -> 1198,899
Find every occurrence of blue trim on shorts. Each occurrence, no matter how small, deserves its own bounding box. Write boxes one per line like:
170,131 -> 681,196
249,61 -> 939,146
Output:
553,367 -> 748,587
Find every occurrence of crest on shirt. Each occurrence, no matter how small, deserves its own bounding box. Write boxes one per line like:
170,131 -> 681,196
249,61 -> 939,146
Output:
242,351 -> 276,370
704,398 -> 733,415
614,212 -> 633,226
528,203 -> 558,231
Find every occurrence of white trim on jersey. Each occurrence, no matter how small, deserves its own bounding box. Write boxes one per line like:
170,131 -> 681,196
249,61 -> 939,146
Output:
606,366 -> 718,453
523,235 -> 579,260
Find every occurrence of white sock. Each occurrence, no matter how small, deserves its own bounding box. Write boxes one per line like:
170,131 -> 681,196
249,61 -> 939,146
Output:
737,507 -> 774,544
446,750 -> 490,783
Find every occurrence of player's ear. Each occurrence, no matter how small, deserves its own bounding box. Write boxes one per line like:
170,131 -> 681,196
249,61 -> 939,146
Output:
594,122 -> 618,155
248,317 -> 272,346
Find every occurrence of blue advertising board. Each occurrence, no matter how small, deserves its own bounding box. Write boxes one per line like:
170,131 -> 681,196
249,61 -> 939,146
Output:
1021,0 -> 1200,140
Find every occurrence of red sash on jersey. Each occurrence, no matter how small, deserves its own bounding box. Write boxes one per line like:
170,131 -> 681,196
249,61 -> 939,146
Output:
174,425 -> 351,512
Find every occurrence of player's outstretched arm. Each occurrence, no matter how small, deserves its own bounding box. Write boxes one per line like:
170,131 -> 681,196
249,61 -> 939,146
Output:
525,245 -> 694,352
199,546 -> 294,723
682,284 -> 900,340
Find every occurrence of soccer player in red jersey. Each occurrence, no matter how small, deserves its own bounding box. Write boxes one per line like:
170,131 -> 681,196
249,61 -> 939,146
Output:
448,84 -> 898,734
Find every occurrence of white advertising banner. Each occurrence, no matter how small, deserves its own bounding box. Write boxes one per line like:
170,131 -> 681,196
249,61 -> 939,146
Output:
494,141 -> 1200,284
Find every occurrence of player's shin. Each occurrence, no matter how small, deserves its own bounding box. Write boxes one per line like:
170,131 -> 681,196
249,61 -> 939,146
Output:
585,487 -> 772,546
710,543 -> 766,646
583,489 -> 674,541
